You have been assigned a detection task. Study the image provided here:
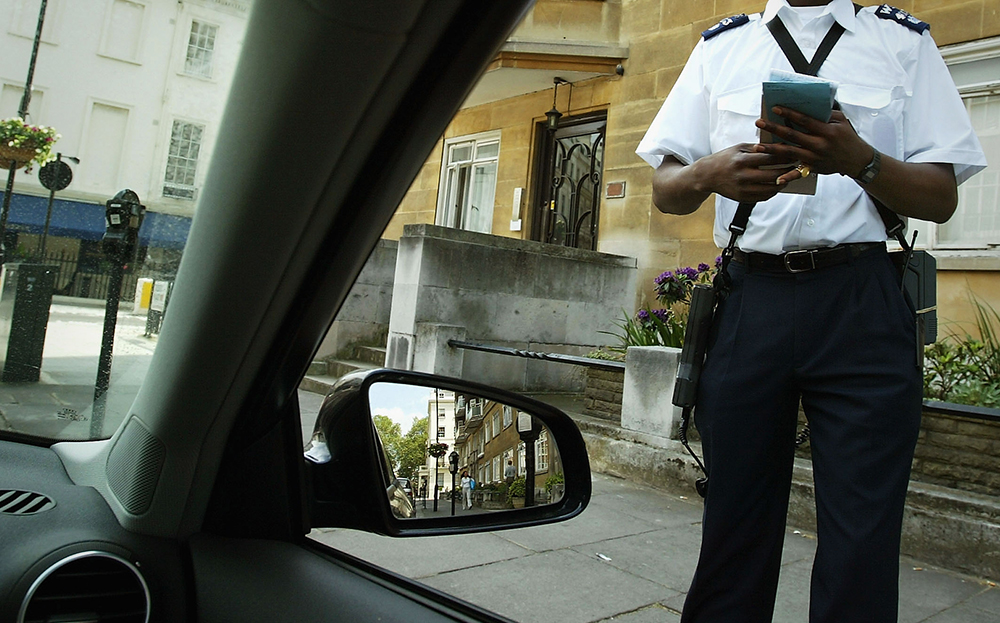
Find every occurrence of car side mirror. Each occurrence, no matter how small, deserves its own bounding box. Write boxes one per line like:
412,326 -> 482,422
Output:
304,369 -> 591,537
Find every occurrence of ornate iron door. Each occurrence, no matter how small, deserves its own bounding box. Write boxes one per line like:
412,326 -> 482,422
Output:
535,117 -> 606,251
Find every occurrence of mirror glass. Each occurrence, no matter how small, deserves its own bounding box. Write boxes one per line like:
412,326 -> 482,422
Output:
369,382 -> 565,519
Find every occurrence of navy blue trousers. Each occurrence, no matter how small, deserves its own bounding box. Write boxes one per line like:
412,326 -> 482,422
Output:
680,247 -> 922,623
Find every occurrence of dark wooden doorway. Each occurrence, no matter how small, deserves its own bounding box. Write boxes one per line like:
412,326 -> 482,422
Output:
530,113 -> 606,251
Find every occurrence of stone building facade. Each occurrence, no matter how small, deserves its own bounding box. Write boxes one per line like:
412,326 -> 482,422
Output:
384,0 -> 1000,333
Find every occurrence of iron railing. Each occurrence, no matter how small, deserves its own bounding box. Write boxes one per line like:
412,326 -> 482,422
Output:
447,339 -> 624,372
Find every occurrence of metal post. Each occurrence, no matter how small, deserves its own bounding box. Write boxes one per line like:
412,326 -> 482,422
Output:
91,253 -> 124,437
39,186 -> 54,259
432,388 -> 439,512
0,0 -> 47,266
525,438 -> 536,507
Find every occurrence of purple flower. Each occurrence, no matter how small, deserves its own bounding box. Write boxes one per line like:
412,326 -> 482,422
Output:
654,270 -> 675,285
651,309 -> 670,323
637,309 -> 650,322
698,263 -> 710,273
680,267 -> 699,280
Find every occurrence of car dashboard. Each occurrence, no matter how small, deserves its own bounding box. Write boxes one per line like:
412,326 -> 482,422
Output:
0,439 -> 188,622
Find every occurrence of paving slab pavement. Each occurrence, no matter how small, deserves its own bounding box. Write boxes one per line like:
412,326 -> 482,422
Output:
298,388 -> 1000,623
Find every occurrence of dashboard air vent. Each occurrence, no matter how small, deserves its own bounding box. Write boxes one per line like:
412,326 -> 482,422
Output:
19,551 -> 150,623
0,490 -> 55,515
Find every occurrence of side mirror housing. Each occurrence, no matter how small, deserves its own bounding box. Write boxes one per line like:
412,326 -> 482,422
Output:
304,369 -> 591,537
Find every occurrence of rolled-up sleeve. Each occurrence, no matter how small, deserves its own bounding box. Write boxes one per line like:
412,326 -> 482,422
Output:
903,32 -> 987,185
636,40 -> 711,169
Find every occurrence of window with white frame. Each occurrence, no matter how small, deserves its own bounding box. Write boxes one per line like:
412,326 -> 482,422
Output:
436,132 -> 499,234
99,0 -> 145,63
185,20 -> 218,78
492,412 -> 500,437
536,430 -> 549,472
517,442 -> 526,476
9,0 -> 60,43
937,93 -> 999,248
492,456 -> 500,483
503,405 -> 513,429
484,420 -> 491,443
437,426 -> 445,438
935,40 -> 1000,250
1,83 -> 43,120
163,120 -> 204,200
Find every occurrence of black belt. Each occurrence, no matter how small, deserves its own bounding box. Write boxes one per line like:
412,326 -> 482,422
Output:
733,242 -> 885,274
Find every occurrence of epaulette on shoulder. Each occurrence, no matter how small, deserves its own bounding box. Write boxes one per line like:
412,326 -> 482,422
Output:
702,14 -> 750,40
874,4 -> 930,34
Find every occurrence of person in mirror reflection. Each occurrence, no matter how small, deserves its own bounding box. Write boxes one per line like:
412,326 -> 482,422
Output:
460,471 -> 473,510
636,1 -> 986,622
504,459 -> 515,484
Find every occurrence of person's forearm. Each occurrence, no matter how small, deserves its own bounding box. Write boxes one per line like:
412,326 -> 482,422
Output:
855,152 -> 957,224
651,156 -> 711,215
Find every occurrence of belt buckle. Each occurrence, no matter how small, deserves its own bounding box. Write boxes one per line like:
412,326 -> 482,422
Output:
783,249 -> 816,273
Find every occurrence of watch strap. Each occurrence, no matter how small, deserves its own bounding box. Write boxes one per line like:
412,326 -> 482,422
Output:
858,148 -> 881,184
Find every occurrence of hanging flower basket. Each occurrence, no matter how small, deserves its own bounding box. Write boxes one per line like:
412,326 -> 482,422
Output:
0,144 -> 38,170
428,442 -> 448,458
0,117 -> 59,172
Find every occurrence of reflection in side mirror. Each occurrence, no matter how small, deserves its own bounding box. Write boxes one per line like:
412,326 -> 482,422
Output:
369,382 -> 565,520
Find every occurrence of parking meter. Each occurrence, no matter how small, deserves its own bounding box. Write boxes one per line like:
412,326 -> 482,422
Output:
102,189 -> 145,263
449,450 -> 460,515
92,189 -> 145,437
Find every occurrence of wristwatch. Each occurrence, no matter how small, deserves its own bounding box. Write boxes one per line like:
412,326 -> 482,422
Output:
856,148 -> 881,184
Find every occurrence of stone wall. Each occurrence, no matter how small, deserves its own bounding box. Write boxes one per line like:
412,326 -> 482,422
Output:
624,347 -> 1000,498
315,239 -> 397,360
914,407 -> 1000,497
584,368 -> 624,421
385,224 -> 637,393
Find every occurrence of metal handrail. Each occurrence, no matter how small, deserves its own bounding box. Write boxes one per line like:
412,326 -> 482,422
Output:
447,340 -> 625,372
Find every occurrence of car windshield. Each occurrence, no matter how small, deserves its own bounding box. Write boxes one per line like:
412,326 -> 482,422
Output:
0,1 -> 247,441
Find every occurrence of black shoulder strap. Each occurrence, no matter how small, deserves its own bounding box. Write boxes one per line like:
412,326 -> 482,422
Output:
765,17 -> 845,77
764,3 -> 863,77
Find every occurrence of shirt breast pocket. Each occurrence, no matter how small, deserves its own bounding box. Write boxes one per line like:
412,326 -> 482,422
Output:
713,83 -> 763,152
838,85 -> 905,160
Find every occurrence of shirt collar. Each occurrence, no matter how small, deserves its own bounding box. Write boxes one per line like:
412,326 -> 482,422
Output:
762,0 -> 857,33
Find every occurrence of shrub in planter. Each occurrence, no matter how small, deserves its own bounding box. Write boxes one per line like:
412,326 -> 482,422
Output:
924,297 -> 1000,409
506,476 -> 525,500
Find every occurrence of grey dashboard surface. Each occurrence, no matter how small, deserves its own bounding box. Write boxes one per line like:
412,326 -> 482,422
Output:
0,440 -> 188,621
190,533 -> 501,623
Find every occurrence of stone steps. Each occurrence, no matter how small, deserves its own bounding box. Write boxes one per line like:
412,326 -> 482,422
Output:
299,358 -> 379,395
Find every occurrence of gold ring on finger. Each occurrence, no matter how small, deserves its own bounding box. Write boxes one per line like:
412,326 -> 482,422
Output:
795,164 -> 811,178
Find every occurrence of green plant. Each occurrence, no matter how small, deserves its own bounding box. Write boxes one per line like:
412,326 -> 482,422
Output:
0,117 -> 59,171
923,296 -> 1000,408
544,472 -> 564,494
506,475 -> 526,500
601,307 -> 686,353
427,442 -> 448,458
585,348 -> 625,362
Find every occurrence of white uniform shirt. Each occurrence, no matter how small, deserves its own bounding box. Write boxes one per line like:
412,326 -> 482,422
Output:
636,0 -> 987,255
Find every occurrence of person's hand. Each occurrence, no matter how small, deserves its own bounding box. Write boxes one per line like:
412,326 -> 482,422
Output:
697,143 -> 798,203
753,108 -> 873,184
